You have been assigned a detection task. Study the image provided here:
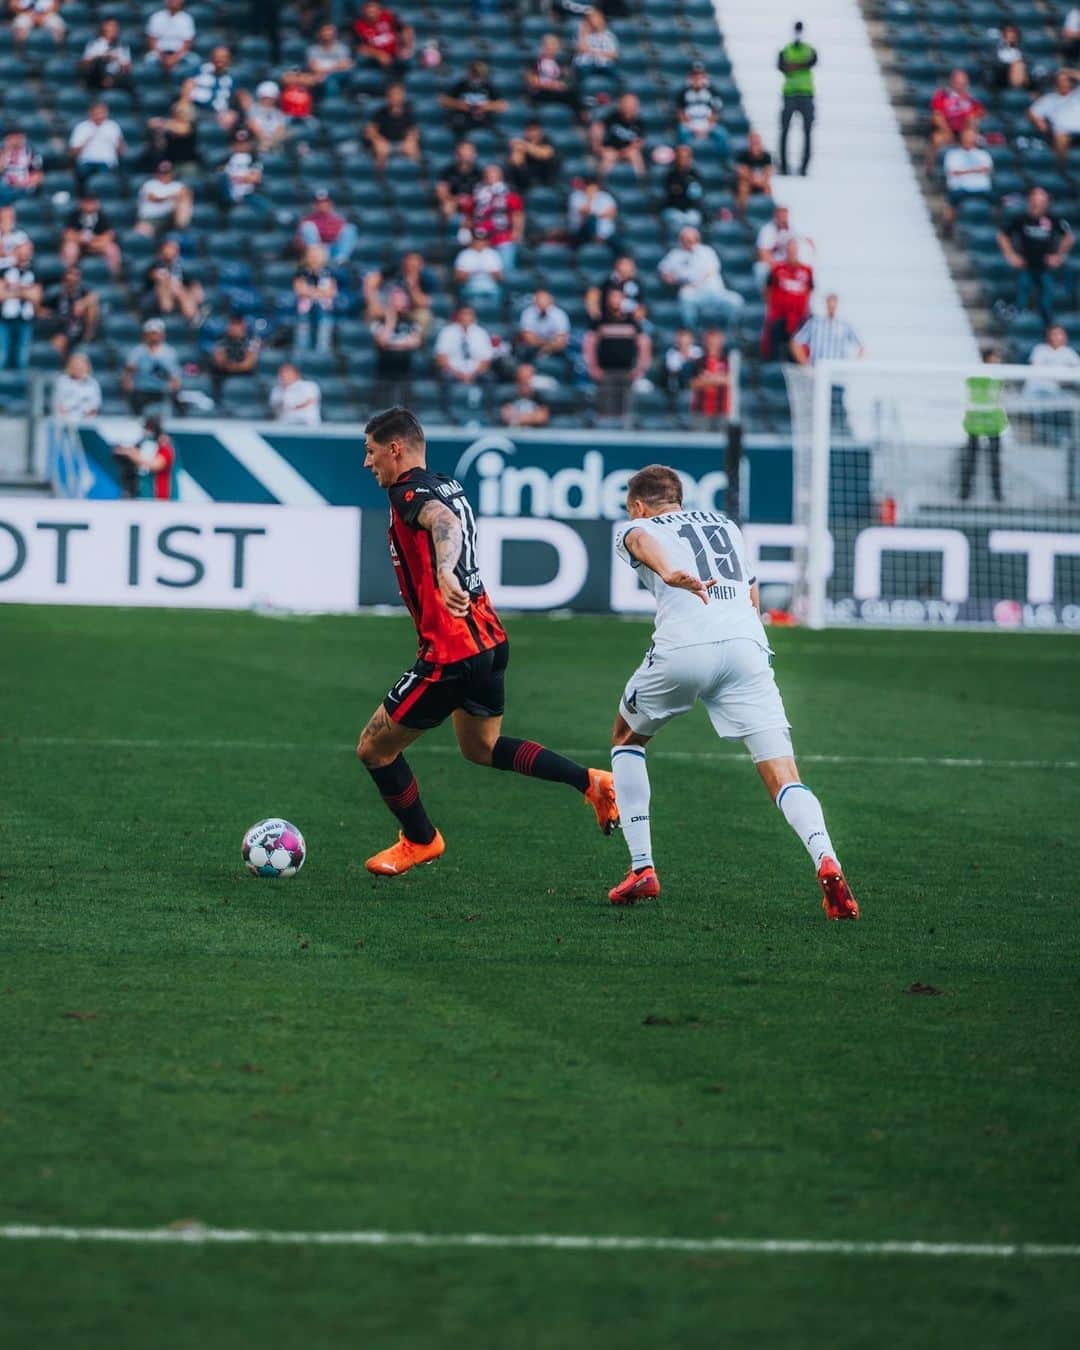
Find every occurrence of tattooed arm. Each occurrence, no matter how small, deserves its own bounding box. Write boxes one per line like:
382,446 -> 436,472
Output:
416,499 -> 471,617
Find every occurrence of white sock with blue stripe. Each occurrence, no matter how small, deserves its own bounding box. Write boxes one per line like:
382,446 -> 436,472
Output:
612,745 -> 653,871
776,782 -> 837,870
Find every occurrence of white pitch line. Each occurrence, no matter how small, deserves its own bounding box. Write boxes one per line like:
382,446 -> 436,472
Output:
1,737 -> 1076,772
0,1225 -> 1077,1258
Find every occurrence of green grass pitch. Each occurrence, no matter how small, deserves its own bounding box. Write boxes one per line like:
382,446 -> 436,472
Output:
1,605 -> 1078,1349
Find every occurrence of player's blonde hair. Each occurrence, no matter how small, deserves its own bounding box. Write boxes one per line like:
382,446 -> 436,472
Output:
627,464 -> 683,509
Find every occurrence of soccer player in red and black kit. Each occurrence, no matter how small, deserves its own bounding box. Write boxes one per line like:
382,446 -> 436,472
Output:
357,407 -> 619,876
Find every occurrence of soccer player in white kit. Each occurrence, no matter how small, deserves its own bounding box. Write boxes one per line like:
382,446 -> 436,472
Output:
608,464 -> 858,919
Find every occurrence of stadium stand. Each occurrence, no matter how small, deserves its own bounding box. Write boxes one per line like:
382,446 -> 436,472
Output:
0,0 -> 808,431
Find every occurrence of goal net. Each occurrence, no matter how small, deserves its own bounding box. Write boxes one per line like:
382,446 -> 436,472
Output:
783,359 -> 1080,631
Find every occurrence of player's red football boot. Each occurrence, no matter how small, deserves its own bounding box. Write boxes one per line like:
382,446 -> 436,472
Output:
365,830 -> 446,877
608,866 -> 660,905
585,768 -> 620,835
818,857 -> 859,920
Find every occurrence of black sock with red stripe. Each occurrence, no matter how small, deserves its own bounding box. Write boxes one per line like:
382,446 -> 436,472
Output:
367,755 -> 437,845
491,737 -> 590,793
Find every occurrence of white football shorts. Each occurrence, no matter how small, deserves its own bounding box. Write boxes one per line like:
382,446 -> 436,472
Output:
619,638 -> 793,761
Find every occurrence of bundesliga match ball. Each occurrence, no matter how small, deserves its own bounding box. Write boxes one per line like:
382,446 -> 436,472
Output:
242,819 -> 306,878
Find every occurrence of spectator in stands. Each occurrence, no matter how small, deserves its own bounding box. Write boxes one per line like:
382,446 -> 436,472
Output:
293,243 -> 337,354
307,23 -> 354,101
583,288 -> 651,424
146,100 -> 200,170
270,361 -> 322,424
659,225 -> 744,330
997,187 -> 1074,326
574,7 -> 619,95
122,318 -> 181,415
0,204 -> 26,263
518,288 -> 571,362
1028,70 -> 1080,164
44,265 -> 100,360
135,162 -> 194,238
790,292 -> 864,365
145,0 -> 197,77
689,329 -> 731,429
435,140 -> 481,234
0,240 -> 40,371
527,33 -> 578,111
185,45 -> 241,130
453,228 -> 503,300
366,82 -> 420,171
568,174 -> 621,251
209,312 -> 261,397
1024,323 -> 1080,396
0,130 -> 43,204
592,92 -> 647,179
677,61 -> 728,157
927,69 -> 985,173
501,363 -> 551,427
1065,8 -> 1080,65
735,129 -> 773,217
60,191 -> 121,278
586,252 -> 646,323
144,237 -> 204,325
440,61 -> 507,138
942,122 -> 993,235
364,249 -> 437,333
112,415 -> 178,500
79,18 -> 134,93
53,352 -> 102,421
352,1 -> 414,80
777,20 -> 817,176
467,164 -> 524,270
435,304 -> 494,418
662,328 -> 702,413
217,128 -> 268,217
754,201 -> 812,288
244,82 -> 288,154
68,102 -> 126,187
991,23 -> 1029,90
11,0 -> 65,49
761,237 -> 813,360
298,189 -> 358,263
280,71 -> 315,123
662,144 -> 706,240
372,287 -> 421,407
507,120 -> 558,193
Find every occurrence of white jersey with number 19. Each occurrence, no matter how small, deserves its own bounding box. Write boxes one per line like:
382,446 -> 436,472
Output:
614,509 -> 768,652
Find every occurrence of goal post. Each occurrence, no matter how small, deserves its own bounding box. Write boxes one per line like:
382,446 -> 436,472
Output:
784,358 -> 1080,631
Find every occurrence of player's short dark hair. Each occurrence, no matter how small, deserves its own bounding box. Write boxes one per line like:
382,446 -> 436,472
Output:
364,406 -> 425,449
627,464 -> 683,508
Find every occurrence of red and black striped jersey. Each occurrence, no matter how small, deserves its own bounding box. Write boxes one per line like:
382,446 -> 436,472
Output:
387,467 -> 507,666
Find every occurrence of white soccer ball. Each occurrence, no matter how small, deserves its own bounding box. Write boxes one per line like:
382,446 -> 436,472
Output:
242,818 -> 306,878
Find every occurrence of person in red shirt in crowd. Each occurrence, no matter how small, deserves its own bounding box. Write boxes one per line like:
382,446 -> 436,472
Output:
280,71 -> 314,119
928,68 -> 985,171
352,1 -> 414,79
761,238 -> 813,360
461,163 -> 525,270
112,414 -> 177,499
689,328 -> 731,427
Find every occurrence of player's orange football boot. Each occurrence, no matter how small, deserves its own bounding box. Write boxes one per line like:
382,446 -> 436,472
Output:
365,830 -> 446,877
818,857 -> 859,920
585,768 -> 620,835
608,866 -> 661,905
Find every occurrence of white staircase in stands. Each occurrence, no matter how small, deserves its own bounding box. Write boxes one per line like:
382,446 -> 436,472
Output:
715,0 -> 979,365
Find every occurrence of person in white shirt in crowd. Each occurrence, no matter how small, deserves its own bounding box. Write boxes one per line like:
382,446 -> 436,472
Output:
517,288 -> 570,361
568,175 -> 620,250
306,23 -> 354,102
659,225 -> 744,329
1023,323 -> 1080,396
184,45 -> 240,131
79,18 -> 133,93
676,61 -> 728,156
145,0 -> 197,77
53,352 -> 102,421
500,362 -> 551,428
216,127 -> 268,217
270,362 -> 322,425
135,161 -> 193,237
790,292 -> 864,365
753,202 -> 814,288
942,122 -> 993,235
435,303 -> 494,419
68,102 -> 126,187
453,228 -> 503,301
0,239 -> 41,370
1028,69 -> 1080,163
244,82 -> 289,154
0,129 -> 43,202
11,0 -> 65,49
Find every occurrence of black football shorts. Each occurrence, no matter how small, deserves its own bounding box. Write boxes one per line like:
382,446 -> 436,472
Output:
384,640 -> 509,730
